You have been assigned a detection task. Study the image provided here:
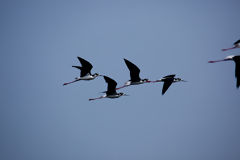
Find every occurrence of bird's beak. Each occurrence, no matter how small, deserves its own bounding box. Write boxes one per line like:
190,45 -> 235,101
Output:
181,80 -> 188,82
123,94 -> 129,96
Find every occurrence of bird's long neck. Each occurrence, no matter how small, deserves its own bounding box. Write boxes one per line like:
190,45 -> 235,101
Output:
92,73 -> 99,78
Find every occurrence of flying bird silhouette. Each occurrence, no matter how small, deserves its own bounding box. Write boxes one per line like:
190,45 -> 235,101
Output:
89,76 -> 128,101
150,74 -> 186,95
117,59 -> 150,89
209,55 -> 240,88
63,57 -> 101,86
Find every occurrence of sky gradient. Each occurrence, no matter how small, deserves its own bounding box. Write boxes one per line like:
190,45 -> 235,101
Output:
1,0 -> 240,160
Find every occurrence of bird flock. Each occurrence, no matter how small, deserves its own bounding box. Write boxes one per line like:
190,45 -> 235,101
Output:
63,39 -> 240,101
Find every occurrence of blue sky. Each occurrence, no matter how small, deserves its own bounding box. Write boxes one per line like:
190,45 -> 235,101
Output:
1,0 -> 240,160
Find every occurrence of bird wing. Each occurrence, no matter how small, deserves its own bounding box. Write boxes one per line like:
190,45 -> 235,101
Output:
104,76 -> 117,95
77,57 -> 93,77
72,66 -> 82,70
72,65 -> 89,77
124,59 -> 141,82
235,59 -> 240,88
162,79 -> 174,95
163,74 -> 176,79
234,39 -> 240,45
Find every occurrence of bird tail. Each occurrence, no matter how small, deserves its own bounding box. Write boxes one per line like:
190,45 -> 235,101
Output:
72,66 -> 82,70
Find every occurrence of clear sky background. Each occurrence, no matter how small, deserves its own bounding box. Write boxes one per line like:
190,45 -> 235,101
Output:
1,0 -> 240,160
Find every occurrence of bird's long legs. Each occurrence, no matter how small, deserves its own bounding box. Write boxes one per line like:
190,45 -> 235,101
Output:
63,79 -> 80,86
222,46 -> 237,51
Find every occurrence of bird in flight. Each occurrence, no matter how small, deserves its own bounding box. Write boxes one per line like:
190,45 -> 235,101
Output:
117,58 -> 150,89
63,57 -> 101,86
209,55 -> 240,88
150,74 -> 186,95
222,39 -> 240,51
89,76 -> 128,101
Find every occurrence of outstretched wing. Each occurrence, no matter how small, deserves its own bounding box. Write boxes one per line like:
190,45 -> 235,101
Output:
124,59 -> 141,82
72,65 -> 89,77
76,57 -> 93,77
104,76 -> 117,95
162,79 -> 174,95
77,57 -> 93,70
163,74 -> 176,79
234,39 -> 240,45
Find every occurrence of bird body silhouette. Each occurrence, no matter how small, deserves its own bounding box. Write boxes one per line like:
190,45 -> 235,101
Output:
63,57 -> 101,86
117,59 -> 149,89
150,74 -> 186,95
89,76 -> 128,101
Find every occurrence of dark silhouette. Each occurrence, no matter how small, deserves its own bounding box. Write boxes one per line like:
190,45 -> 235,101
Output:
63,57 -> 101,86
150,74 -> 186,95
117,58 -> 150,89
89,76 -> 128,101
